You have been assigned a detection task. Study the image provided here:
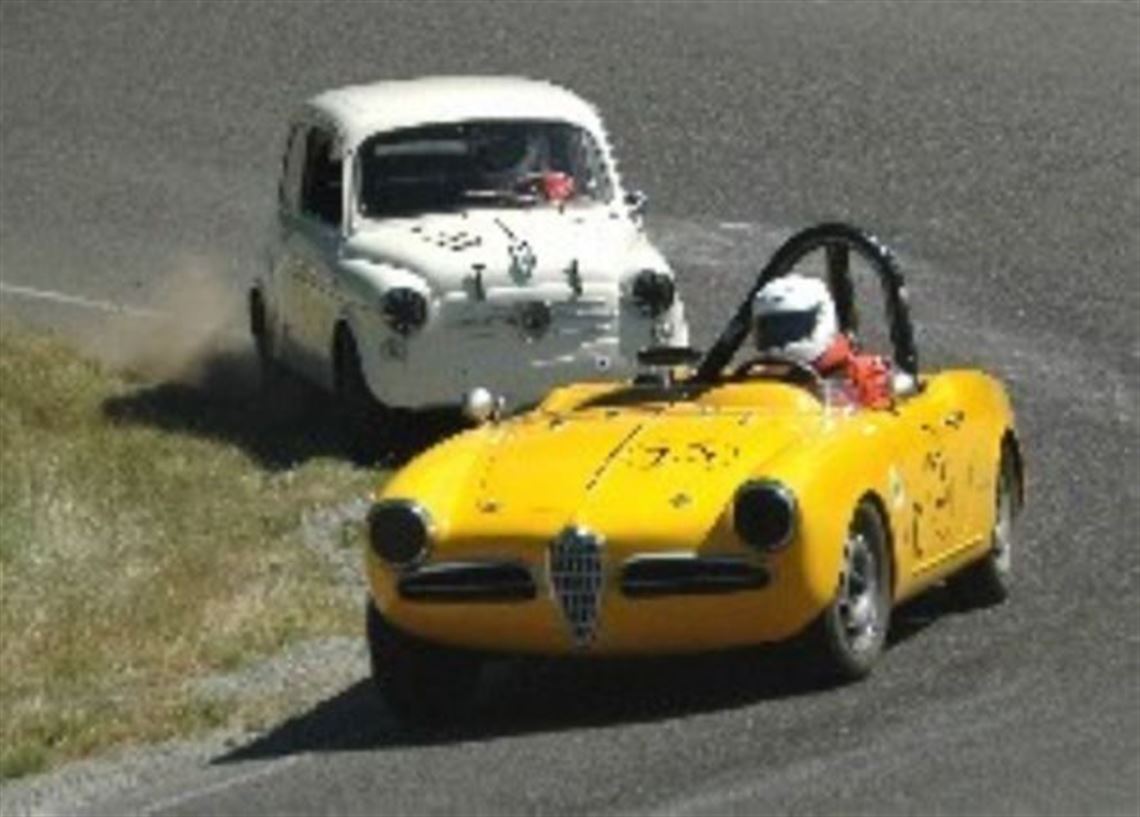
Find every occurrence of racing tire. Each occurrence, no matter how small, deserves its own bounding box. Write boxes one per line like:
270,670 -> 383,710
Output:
803,500 -> 892,682
366,601 -> 481,726
947,445 -> 1019,608
334,328 -> 391,462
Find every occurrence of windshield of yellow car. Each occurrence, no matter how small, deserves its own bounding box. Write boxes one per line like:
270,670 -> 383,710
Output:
574,376 -> 854,414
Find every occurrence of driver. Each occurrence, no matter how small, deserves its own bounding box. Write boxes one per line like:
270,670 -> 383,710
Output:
752,274 -> 892,409
474,126 -> 575,204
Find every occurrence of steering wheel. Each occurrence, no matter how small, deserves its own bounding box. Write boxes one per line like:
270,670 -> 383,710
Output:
731,355 -> 827,396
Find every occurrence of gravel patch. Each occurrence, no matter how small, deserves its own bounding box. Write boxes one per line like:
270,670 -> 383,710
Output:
0,729 -> 242,817
188,637 -> 368,704
0,497 -> 375,817
299,496 -> 371,600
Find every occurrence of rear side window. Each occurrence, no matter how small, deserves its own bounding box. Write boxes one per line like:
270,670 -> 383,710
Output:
300,127 -> 343,227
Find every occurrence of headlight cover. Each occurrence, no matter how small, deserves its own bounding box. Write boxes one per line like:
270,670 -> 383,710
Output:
733,480 -> 796,551
631,270 -> 676,318
381,287 -> 429,335
368,500 -> 432,567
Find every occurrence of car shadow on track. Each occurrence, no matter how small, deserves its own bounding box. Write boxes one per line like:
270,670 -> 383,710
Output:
100,348 -> 466,469
216,650 -> 830,764
215,591 -> 967,765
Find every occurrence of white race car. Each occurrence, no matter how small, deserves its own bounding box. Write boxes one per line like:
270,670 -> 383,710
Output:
250,76 -> 688,434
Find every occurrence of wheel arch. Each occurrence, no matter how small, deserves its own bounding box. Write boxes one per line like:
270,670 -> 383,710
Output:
857,489 -> 898,601
331,309 -> 387,402
1001,429 -> 1025,511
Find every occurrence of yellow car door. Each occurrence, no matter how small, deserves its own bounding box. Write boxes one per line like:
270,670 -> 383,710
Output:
886,378 -> 961,578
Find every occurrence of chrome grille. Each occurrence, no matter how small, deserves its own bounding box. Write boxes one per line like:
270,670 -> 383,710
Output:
549,526 -> 604,646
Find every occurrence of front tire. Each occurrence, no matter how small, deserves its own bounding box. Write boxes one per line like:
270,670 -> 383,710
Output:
803,500 -> 892,682
366,602 -> 481,725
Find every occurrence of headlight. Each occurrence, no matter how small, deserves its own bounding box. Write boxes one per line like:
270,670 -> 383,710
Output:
631,270 -> 676,318
368,500 -> 432,567
733,480 -> 796,551
381,288 -> 428,335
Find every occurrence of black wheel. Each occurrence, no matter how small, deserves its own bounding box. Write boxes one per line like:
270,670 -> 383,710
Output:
249,289 -> 283,390
948,446 -> 1018,607
334,327 -> 391,461
803,500 -> 892,682
366,602 -> 481,725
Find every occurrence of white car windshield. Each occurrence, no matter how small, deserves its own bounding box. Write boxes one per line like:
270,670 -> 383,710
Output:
357,120 -> 613,218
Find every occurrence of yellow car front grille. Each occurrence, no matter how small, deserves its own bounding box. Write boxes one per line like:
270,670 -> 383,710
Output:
548,526 -> 605,646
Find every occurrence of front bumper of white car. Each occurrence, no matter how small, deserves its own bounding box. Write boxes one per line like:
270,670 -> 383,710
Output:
355,284 -> 688,409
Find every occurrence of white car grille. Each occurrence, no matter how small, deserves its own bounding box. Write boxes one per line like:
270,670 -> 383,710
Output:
549,526 -> 604,646
442,297 -> 614,336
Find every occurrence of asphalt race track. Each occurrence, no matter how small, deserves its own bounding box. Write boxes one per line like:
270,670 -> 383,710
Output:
1,2 -> 1138,815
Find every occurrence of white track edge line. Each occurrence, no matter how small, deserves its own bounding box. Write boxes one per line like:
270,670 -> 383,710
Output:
0,280 -> 165,319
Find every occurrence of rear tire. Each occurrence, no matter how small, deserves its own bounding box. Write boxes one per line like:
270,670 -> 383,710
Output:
948,445 -> 1018,607
366,602 -> 481,726
249,289 -> 282,391
803,500 -> 892,682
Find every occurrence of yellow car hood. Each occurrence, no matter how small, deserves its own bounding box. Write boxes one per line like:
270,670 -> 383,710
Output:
461,407 -> 820,547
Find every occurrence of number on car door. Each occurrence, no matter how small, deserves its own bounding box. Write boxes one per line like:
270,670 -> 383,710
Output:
891,383 -> 960,573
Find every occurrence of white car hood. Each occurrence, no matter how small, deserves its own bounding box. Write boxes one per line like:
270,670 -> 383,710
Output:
343,207 -> 649,293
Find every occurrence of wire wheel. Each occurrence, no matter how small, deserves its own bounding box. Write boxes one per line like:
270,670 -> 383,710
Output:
992,463 -> 1014,575
837,528 -> 883,655
804,500 -> 891,682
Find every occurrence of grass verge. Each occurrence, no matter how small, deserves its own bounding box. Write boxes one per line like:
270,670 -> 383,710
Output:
0,325 -> 378,779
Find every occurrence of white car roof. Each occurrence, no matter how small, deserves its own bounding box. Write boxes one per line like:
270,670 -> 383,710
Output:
304,76 -> 607,147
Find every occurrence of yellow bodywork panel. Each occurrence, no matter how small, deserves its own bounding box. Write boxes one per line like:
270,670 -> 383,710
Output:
367,369 -> 1016,656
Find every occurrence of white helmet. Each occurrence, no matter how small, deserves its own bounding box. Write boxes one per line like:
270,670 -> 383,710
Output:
752,274 -> 839,365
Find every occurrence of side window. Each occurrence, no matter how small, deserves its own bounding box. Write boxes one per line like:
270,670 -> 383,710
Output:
300,126 -> 343,227
278,125 -> 306,213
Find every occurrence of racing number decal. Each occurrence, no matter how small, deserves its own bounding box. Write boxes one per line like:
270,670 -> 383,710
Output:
911,421 -> 955,561
629,440 -> 742,471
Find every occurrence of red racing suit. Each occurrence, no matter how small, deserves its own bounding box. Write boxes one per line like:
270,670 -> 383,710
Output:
812,334 -> 893,409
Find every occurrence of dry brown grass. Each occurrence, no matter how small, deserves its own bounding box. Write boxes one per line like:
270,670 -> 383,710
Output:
0,326 -> 377,779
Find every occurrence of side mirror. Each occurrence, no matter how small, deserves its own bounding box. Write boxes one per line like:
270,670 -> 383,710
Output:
624,189 -> 648,219
463,387 -> 505,425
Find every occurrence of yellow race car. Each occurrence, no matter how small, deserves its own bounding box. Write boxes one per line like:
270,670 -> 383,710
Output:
363,222 -> 1024,721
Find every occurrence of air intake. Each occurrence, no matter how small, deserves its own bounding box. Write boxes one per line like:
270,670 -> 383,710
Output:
549,526 -> 604,646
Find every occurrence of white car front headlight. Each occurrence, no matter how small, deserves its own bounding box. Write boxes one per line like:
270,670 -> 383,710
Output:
381,287 -> 429,336
631,270 -> 676,318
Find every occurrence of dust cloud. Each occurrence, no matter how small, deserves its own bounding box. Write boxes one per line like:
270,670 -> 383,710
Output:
89,257 -> 259,395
